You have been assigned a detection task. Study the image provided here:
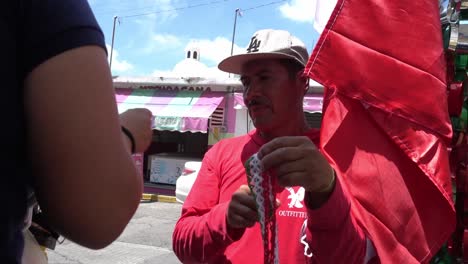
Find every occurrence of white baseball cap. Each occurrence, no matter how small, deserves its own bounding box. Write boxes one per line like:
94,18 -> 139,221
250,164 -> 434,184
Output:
218,29 -> 309,74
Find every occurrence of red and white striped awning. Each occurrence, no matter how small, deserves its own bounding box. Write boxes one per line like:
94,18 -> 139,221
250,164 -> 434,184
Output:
115,88 -> 225,133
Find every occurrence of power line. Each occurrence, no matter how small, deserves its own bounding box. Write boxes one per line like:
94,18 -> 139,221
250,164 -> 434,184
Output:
92,0 -> 215,17
242,0 -> 288,12
91,0 -> 134,10
100,0 -> 287,19
121,0 -> 226,18
120,0 -> 228,18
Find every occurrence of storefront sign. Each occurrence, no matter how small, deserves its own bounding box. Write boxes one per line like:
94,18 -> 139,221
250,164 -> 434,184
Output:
121,85 -> 212,91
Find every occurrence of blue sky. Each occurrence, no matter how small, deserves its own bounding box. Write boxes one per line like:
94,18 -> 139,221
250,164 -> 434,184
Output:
88,0 -> 320,76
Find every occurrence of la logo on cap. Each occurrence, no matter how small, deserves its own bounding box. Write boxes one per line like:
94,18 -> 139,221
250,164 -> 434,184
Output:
246,36 -> 261,53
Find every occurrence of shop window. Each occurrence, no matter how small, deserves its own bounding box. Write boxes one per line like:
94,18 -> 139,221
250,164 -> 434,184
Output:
148,130 -> 208,156
143,130 -> 208,181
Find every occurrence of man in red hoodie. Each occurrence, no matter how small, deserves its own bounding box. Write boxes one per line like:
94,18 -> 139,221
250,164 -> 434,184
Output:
172,29 -> 377,263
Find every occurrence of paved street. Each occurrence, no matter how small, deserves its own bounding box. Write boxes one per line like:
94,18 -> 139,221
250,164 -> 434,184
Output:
47,201 -> 183,264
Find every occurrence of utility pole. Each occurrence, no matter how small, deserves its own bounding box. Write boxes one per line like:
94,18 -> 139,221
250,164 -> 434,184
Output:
230,8 -> 240,56
229,8 -> 241,78
109,15 -> 118,72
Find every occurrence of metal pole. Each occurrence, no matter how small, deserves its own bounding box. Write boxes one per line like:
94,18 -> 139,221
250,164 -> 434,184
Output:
229,9 -> 240,78
109,15 -> 118,72
230,8 -> 239,56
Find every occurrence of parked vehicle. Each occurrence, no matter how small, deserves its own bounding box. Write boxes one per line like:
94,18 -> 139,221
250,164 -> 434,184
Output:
175,161 -> 202,203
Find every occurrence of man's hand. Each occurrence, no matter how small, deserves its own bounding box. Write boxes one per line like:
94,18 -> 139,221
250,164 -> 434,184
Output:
226,185 -> 258,229
119,108 -> 153,153
258,136 -> 334,194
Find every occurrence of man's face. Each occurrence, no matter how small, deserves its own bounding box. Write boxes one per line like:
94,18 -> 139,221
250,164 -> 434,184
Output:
240,59 -> 304,132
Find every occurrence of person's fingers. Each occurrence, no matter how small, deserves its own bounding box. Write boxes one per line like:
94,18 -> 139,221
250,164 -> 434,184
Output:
276,171 -> 307,187
232,186 -> 257,212
276,198 -> 281,207
229,201 -> 258,223
119,108 -> 153,153
228,214 -> 256,229
260,146 -> 304,171
275,159 -> 307,178
238,185 -> 252,194
258,136 -> 316,159
227,185 -> 260,228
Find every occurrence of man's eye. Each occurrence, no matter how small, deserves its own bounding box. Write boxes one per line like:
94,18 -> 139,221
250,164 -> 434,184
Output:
259,75 -> 270,81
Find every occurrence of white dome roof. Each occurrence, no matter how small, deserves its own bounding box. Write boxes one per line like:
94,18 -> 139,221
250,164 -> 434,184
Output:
148,45 -> 230,78
172,58 -> 210,77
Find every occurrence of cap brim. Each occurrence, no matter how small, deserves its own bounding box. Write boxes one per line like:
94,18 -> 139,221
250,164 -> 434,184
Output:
218,52 -> 303,75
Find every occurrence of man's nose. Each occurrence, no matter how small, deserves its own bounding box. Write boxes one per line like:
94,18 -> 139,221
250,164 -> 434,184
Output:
244,81 -> 261,97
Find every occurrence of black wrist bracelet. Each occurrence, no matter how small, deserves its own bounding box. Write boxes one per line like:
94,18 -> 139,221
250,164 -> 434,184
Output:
121,126 -> 136,153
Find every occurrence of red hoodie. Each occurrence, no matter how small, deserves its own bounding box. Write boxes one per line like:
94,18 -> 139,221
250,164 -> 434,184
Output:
173,129 -> 374,263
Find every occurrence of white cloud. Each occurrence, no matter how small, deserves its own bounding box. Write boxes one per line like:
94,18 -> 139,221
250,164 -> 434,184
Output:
157,0 -> 180,22
122,0 -> 180,21
153,34 -> 182,46
151,69 -> 174,76
279,0 -> 315,23
131,0 -> 179,30
120,0 -> 180,55
152,66 -> 229,79
142,34 -> 242,59
205,66 -> 231,78
106,44 -> 134,73
143,33 -> 183,54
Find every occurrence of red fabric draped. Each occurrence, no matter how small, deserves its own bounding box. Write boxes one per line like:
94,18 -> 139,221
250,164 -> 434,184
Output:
305,0 -> 455,262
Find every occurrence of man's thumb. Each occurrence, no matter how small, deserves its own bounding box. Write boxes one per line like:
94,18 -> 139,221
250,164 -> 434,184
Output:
238,185 -> 252,195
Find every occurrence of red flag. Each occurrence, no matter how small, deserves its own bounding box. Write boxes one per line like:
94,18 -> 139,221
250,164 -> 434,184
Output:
305,0 -> 455,263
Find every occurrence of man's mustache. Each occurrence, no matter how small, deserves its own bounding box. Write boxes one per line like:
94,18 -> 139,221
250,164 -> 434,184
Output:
245,97 -> 269,107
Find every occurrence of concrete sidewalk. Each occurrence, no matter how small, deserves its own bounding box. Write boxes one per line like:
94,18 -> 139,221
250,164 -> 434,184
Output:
48,241 -> 176,264
47,201 -> 182,264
